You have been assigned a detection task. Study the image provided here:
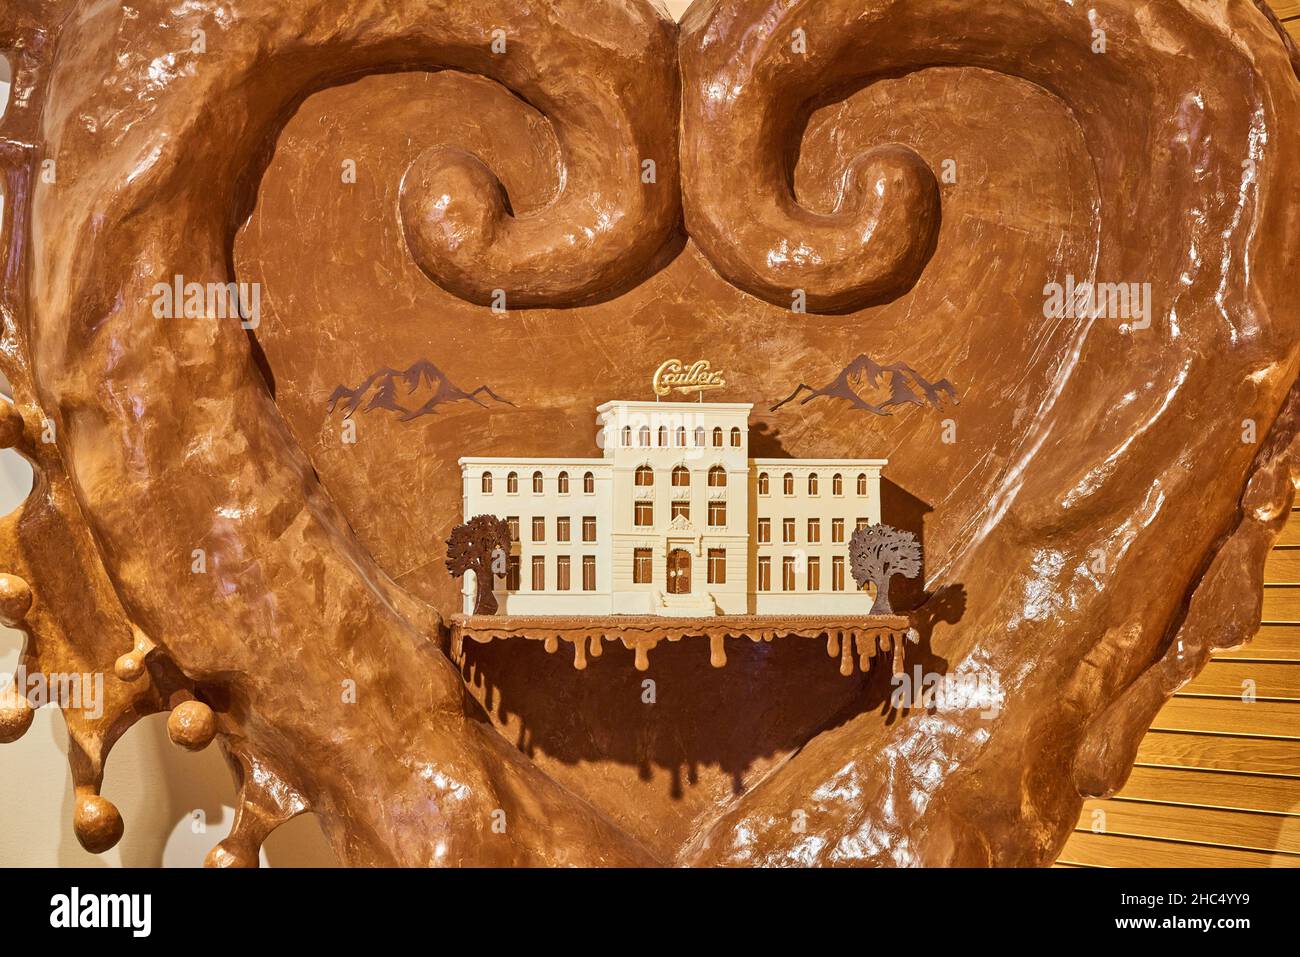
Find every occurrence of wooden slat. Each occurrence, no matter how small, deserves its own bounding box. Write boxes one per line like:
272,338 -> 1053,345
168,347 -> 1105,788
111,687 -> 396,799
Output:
1264,551 -> 1300,582
1059,831 -> 1299,867
1116,765 -> 1300,814
1269,0 -> 1300,20
1215,624 -> 1300,661
1136,731 -> 1300,775
1260,584 -> 1300,621
1181,660 -> 1300,699
1288,19 -> 1300,43
1080,799 -> 1300,854
1275,521 -> 1300,546
1152,696 -> 1300,737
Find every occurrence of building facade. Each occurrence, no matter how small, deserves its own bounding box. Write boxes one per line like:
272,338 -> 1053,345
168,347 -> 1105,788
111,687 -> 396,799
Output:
458,400 -> 886,616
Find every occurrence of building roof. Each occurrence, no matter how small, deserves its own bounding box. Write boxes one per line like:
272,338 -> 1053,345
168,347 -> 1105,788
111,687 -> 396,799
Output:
595,399 -> 754,414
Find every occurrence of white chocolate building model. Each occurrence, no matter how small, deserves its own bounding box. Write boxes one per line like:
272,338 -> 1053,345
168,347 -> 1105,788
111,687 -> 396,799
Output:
458,396 -> 886,617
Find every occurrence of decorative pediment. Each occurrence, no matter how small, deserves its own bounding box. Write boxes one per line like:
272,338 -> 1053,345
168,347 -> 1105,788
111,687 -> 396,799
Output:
669,513 -> 693,531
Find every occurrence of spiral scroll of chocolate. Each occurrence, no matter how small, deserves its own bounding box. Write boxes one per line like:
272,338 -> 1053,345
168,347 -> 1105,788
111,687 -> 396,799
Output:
0,0 -> 1298,867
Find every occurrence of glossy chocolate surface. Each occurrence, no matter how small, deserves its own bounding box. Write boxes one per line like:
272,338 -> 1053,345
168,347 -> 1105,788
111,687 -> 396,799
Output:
0,0 -> 1297,865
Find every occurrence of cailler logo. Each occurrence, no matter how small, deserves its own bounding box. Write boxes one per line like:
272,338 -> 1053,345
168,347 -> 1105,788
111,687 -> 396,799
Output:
652,359 -> 726,397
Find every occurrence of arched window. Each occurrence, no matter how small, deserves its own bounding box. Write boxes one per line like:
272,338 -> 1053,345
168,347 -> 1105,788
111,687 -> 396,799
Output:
507,471 -> 519,493
808,473 -> 818,495
532,471 -> 544,494
857,473 -> 868,495
783,472 -> 794,495
635,465 -> 654,487
583,471 -> 595,494
758,472 -> 770,495
730,427 -> 742,448
675,426 -> 686,447
621,425 -> 632,447
708,466 -> 727,488
712,427 -> 723,447
832,473 -> 843,496
481,472 -> 493,494
694,426 -> 706,447
557,471 -> 569,494
638,426 -> 651,447
658,425 -> 668,447
672,465 -> 690,488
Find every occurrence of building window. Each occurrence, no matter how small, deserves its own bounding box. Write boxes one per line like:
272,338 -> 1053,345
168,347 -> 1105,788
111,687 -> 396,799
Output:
707,548 -> 726,584
808,473 -> 818,495
557,471 -> 569,494
807,557 -> 821,591
621,426 -> 632,447
583,471 -> 595,494
758,472 -> 770,495
532,471 -> 544,494
557,516 -> 571,542
712,427 -> 723,447
782,518 -> 795,543
675,426 -> 686,446
556,555 -> 571,591
507,471 -> 519,494
783,472 -> 794,495
832,473 -> 843,496
832,556 -> 845,591
633,548 -> 652,584
532,517 -> 545,542
658,425 -> 668,447
635,465 -> 654,487
782,556 -> 797,591
708,500 -> 726,527
639,426 -> 651,447
507,516 -> 520,542
757,517 -> 771,543
531,555 -> 545,591
730,427 -> 741,448
708,465 -> 726,488
507,555 -> 521,591
672,465 -> 690,488
583,555 -> 596,591
481,472 -> 493,494
832,518 -> 845,543
635,501 -> 653,527
582,516 -> 596,542
807,518 -> 820,543
757,556 -> 771,591
694,426 -> 706,446
671,500 -> 690,521
856,517 -> 870,532
857,472 -> 868,495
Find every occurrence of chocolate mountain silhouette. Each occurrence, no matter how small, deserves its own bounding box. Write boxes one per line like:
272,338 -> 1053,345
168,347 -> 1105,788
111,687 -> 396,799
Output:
771,354 -> 958,416
328,359 -> 513,421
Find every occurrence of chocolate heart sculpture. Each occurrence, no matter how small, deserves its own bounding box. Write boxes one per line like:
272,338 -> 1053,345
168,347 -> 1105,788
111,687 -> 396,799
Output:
0,0 -> 1297,866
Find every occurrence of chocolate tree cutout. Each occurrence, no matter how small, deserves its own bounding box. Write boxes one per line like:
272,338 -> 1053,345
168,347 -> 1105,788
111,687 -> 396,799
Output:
849,524 -> 922,615
445,515 -> 511,615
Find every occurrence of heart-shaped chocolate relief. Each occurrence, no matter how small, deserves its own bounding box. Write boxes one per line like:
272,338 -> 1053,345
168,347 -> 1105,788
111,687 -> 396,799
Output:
1,0 -> 1298,866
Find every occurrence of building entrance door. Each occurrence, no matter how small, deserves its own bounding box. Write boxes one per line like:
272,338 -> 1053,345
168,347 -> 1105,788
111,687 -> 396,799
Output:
666,549 -> 692,595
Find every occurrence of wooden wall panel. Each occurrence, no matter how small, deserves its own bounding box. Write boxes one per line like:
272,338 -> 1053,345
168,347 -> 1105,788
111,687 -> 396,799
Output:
1058,507 -> 1300,866
1058,832 -> 1298,868
1136,731 -> 1300,775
